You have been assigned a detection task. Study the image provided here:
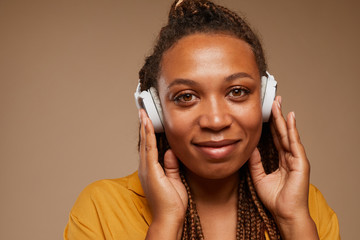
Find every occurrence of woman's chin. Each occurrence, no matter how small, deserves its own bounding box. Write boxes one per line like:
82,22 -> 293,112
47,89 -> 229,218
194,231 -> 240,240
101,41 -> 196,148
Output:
183,161 -> 247,181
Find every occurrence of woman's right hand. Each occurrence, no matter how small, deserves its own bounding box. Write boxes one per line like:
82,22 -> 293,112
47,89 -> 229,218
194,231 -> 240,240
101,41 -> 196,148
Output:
138,109 -> 188,240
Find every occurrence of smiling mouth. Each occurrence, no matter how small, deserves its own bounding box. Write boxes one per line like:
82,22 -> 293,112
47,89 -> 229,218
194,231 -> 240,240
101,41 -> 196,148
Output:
192,139 -> 241,160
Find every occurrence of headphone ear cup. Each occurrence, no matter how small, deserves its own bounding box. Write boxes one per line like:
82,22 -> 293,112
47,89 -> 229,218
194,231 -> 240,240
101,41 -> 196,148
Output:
134,82 -> 164,133
261,73 -> 277,122
148,87 -> 164,132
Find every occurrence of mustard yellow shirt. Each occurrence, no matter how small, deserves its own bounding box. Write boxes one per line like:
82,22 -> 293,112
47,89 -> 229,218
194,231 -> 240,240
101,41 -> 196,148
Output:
64,171 -> 340,239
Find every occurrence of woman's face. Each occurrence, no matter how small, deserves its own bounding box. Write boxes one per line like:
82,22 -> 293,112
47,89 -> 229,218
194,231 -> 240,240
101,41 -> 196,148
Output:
158,33 -> 262,180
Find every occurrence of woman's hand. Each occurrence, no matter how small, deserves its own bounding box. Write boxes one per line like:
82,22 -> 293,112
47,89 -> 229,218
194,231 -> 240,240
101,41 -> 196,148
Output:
138,109 -> 188,240
248,96 -> 319,239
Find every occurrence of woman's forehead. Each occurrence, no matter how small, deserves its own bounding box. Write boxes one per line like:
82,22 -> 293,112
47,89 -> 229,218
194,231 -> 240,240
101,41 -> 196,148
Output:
159,33 -> 259,84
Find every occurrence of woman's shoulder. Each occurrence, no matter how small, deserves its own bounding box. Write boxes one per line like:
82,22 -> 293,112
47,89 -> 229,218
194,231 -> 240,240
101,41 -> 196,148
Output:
71,171 -> 150,216
308,184 -> 341,239
77,171 -> 145,199
64,171 -> 151,240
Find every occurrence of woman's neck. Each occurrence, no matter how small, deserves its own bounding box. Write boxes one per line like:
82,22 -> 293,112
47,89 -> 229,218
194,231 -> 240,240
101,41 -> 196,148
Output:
184,170 -> 240,205
183,170 -> 240,240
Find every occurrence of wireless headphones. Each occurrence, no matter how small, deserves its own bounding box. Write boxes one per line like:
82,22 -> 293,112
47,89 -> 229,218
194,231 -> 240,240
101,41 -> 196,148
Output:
134,72 -> 277,133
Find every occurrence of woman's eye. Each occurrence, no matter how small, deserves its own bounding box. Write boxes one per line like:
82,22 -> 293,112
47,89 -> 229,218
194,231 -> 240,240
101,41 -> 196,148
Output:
181,93 -> 194,101
174,93 -> 197,105
228,87 -> 249,98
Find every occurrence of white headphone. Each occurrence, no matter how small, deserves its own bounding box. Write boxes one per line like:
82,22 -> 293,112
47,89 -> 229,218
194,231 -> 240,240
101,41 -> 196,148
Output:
134,72 -> 277,133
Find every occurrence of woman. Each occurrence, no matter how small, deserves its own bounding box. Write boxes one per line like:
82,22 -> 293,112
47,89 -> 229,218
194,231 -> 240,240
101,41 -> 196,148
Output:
64,0 -> 340,239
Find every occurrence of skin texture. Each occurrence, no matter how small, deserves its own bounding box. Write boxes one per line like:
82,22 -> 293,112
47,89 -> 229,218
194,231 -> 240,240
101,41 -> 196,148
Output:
158,34 -> 262,180
138,33 -> 319,240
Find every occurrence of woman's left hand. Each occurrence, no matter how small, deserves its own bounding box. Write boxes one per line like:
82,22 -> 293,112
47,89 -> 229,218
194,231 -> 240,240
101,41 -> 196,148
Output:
248,96 -> 319,239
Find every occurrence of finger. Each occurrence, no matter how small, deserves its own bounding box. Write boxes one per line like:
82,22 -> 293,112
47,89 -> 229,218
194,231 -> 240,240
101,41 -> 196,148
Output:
139,109 -> 159,172
270,119 -> 283,153
163,149 -> 181,180
271,96 -> 290,152
139,109 -> 147,172
248,148 -> 266,185
143,110 -> 159,170
286,112 -> 308,166
270,121 -> 290,170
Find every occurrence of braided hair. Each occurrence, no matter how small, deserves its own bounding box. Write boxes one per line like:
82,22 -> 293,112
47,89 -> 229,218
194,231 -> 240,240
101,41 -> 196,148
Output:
138,0 -> 281,239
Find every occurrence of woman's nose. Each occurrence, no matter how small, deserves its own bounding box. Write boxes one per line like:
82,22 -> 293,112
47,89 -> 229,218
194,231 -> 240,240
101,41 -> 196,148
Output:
198,98 -> 232,131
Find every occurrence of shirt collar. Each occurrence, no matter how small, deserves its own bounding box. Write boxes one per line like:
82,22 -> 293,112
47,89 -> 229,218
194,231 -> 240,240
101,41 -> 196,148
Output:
128,171 -> 145,197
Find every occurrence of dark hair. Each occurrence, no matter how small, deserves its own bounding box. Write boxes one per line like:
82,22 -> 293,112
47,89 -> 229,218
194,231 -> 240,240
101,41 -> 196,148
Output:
138,0 -> 280,239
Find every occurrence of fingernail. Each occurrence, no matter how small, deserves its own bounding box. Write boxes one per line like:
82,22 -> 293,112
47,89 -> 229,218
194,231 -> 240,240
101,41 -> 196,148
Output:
143,116 -> 147,127
278,96 -> 282,105
277,100 -> 281,109
139,110 -> 147,127
292,112 -> 295,119
138,110 -> 142,120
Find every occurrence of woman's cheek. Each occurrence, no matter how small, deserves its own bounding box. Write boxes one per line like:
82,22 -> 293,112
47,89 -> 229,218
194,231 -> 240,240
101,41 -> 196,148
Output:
163,109 -> 196,157
234,102 -> 263,141
163,110 -> 190,141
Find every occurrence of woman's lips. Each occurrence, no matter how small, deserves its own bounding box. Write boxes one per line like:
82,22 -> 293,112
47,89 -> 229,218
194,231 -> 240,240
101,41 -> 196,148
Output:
192,139 -> 240,160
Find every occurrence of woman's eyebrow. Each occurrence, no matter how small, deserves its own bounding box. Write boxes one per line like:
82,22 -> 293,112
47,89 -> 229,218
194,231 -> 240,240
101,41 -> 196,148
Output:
167,73 -> 253,89
225,72 -> 254,82
167,78 -> 198,89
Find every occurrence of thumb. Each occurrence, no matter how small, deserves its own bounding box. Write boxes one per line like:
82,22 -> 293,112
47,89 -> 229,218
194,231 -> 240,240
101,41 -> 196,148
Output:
248,148 -> 266,185
163,149 -> 181,180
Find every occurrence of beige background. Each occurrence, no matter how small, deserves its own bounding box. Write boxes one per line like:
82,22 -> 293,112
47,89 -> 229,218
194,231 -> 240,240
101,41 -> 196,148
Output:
0,0 -> 359,239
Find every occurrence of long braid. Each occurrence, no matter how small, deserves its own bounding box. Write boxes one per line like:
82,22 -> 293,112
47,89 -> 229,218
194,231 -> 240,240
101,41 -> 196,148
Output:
181,174 -> 204,240
246,167 -> 280,240
244,195 -> 251,239
237,175 -> 246,239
